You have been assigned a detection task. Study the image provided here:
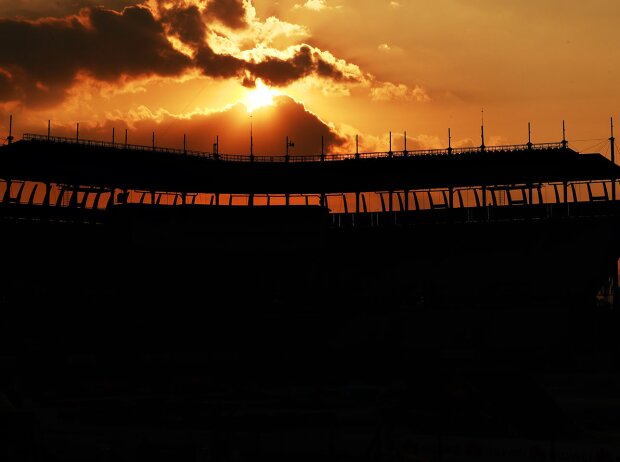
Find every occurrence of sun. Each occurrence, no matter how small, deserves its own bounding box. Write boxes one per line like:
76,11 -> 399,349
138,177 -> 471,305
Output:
244,79 -> 279,113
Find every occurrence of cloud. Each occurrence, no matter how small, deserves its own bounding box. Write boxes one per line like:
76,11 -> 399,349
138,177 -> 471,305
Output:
370,82 -> 430,102
55,95 -> 348,156
0,1 -> 142,19
204,0 -> 247,29
0,1 -> 418,111
294,0 -> 328,11
244,45 -> 362,87
377,43 -> 404,55
0,5 -> 192,107
159,4 -> 206,47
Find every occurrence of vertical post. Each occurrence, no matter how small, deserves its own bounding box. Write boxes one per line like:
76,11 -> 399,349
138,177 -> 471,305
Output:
112,127 -> 115,146
355,134 -> 359,160
76,123 -> 79,143
613,260 -> 619,309
611,117 -> 616,165
7,114 -> 13,144
480,109 -> 486,151
125,129 -> 128,148
183,133 -> 186,155
403,131 -> 408,157
388,131 -> 392,158
447,128 -> 452,155
610,117 -> 616,201
527,122 -> 533,149
285,136 -> 289,163
250,114 -> 254,162
43,182 -> 51,206
47,120 -> 51,141
152,131 -> 155,151
321,136 -> 324,162
480,108 -> 485,151
562,120 -> 567,149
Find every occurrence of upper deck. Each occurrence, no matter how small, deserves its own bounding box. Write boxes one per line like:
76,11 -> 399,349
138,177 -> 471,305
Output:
0,133 -> 617,195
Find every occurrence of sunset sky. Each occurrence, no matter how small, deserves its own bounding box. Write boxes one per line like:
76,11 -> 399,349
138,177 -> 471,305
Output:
0,0 -> 619,157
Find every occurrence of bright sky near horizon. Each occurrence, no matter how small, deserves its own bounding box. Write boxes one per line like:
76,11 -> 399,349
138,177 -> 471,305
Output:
0,0 -> 618,156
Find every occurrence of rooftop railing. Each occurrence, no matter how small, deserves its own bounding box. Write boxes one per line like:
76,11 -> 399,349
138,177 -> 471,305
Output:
21,133 -> 567,163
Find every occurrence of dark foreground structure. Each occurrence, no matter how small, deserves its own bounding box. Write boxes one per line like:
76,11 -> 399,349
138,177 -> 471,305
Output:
1,133 -> 620,461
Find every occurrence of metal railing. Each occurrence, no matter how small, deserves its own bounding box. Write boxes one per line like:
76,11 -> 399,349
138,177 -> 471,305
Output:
21,133 -> 567,163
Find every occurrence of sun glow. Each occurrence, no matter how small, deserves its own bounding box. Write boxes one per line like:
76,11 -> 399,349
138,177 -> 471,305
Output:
244,79 -> 279,113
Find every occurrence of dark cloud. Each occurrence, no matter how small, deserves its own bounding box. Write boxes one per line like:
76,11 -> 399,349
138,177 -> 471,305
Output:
205,0 -> 247,29
0,6 -> 192,107
0,3 -> 361,107
248,45 -> 353,87
86,6 -> 192,80
160,4 -> 206,46
194,45 -> 245,79
0,1 -> 141,20
0,69 -> 13,101
62,96 -> 347,156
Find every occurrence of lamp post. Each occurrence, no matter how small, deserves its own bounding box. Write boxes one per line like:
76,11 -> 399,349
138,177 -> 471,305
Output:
285,136 -> 294,162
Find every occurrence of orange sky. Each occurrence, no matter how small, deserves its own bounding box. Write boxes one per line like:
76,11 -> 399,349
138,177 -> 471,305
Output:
0,0 -> 619,157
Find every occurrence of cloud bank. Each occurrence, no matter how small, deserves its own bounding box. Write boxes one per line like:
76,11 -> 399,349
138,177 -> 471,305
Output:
0,0 -> 370,107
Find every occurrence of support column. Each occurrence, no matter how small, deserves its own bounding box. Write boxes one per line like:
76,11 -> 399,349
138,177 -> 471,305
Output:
610,117 -> 616,201
2,179 -> 11,204
614,259 -> 619,309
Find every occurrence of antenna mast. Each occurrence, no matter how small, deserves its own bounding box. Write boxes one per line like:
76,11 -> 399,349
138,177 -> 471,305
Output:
610,116 -> 615,165
285,136 -> 293,162
250,114 -> 254,161
480,108 -> 485,151
611,116 -> 616,201
7,114 -> 13,144
561,120 -> 567,149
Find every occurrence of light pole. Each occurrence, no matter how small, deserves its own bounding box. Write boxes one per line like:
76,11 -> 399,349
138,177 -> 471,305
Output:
285,136 -> 294,162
